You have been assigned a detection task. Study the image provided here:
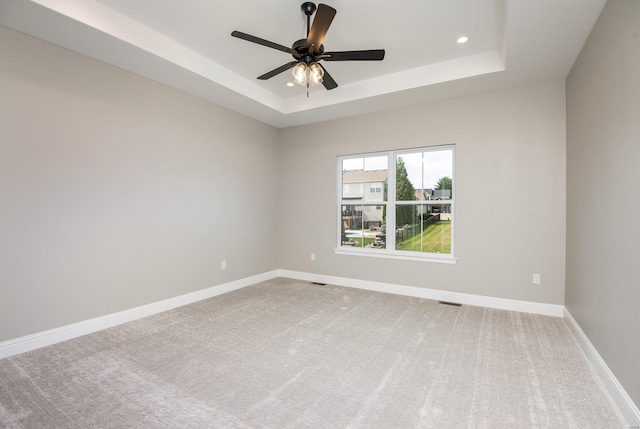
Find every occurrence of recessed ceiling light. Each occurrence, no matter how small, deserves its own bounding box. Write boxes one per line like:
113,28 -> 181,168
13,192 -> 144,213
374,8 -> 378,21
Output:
457,36 -> 469,44
286,82 -> 294,87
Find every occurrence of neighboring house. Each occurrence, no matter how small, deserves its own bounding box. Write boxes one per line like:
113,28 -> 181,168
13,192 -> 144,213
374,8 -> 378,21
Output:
414,189 -> 431,201
430,189 -> 451,216
342,173 -> 453,229
432,189 -> 451,200
415,189 -> 452,216
341,169 -> 387,229
415,188 -> 451,201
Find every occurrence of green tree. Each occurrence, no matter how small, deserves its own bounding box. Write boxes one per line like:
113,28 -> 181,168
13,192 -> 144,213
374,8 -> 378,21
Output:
396,157 -> 416,226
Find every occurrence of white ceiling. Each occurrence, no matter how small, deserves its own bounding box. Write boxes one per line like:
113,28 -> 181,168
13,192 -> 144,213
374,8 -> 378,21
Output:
0,0 -> 606,128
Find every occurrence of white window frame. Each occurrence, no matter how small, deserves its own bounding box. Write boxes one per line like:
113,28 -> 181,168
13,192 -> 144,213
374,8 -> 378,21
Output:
335,145 -> 456,264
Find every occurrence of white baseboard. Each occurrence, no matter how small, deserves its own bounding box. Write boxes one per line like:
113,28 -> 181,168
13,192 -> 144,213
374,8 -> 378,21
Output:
278,269 -> 565,317
564,309 -> 640,428
0,270 -> 280,359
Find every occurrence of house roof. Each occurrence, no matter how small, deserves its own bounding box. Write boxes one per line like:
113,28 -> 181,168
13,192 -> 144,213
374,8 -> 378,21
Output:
433,189 -> 451,199
342,170 -> 388,184
415,188 -> 451,201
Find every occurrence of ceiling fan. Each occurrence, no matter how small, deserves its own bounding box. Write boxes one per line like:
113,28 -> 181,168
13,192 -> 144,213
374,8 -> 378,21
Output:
231,2 -> 385,96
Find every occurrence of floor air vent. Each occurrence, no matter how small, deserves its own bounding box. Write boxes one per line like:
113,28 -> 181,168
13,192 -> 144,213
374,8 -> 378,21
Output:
310,282 -> 327,286
438,301 -> 462,307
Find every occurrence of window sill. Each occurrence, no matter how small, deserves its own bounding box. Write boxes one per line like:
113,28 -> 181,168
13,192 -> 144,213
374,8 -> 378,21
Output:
334,248 -> 457,264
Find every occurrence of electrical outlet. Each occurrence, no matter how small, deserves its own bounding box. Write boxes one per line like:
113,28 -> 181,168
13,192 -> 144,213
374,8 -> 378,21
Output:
311,253 -> 316,261
221,260 -> 227,270
532,273 -> 541,284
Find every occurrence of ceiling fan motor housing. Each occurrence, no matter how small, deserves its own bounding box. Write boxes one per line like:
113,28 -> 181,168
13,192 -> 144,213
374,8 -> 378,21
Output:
292,39 -> 324,63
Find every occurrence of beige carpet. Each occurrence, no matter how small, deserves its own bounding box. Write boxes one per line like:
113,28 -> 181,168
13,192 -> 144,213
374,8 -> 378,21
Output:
0,277 -> 628,428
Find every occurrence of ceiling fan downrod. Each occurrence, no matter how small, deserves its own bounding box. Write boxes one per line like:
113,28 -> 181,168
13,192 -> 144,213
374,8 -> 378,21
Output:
301,2 -> 317,36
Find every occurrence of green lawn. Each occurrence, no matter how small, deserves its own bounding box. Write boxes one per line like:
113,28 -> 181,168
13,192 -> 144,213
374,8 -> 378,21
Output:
396,221 -> 451,253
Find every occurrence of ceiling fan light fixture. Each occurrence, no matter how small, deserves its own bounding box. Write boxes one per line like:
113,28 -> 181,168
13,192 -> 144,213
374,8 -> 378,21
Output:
292,62 -> 308,85
292,62 -> 324,86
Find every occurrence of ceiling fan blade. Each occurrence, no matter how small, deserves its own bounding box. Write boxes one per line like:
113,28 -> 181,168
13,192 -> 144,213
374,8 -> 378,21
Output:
320,64 -> 338,90
323,49 -> 385,61
231,31 -> 300,58
306,4 -> 336,55
257,61 -> 299,80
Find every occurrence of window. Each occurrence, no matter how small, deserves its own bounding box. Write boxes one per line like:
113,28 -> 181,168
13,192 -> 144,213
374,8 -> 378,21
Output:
337,146 -> 454,262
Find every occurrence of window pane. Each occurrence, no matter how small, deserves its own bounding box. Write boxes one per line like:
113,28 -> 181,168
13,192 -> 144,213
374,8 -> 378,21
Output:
342,156 -> 388,202
421,212 -> 452,254
395,205 -> 452,254
364,156 -> 387,171
395,205 -> 421,251
423,149 -> 453,198
363,205 -> 385,249
396,153 -> 422,201
365,155 -> 388,202
342,158 -> 364,200
342,157 -> 364,171
341,204 -> 363,247
341,204 -> 386,249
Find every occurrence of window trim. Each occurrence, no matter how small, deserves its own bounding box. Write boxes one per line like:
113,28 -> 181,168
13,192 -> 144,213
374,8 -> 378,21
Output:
336,145 -> 456,264
334,247 -> 457,264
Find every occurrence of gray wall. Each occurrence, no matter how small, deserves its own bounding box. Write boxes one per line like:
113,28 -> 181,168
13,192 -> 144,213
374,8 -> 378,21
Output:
566,0 -> 640,407
0,27 -> 280,342
278,82 -> 567,305
0,21 -> 569,346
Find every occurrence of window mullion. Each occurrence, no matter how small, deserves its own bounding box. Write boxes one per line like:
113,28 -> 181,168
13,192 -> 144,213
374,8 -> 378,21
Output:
386,153 -> 397,250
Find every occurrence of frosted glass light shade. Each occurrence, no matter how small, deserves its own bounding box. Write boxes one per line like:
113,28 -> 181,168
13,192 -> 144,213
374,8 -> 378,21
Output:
308,63 -> 324,84
291,62 -> 324,86
292,63 -> 308,85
